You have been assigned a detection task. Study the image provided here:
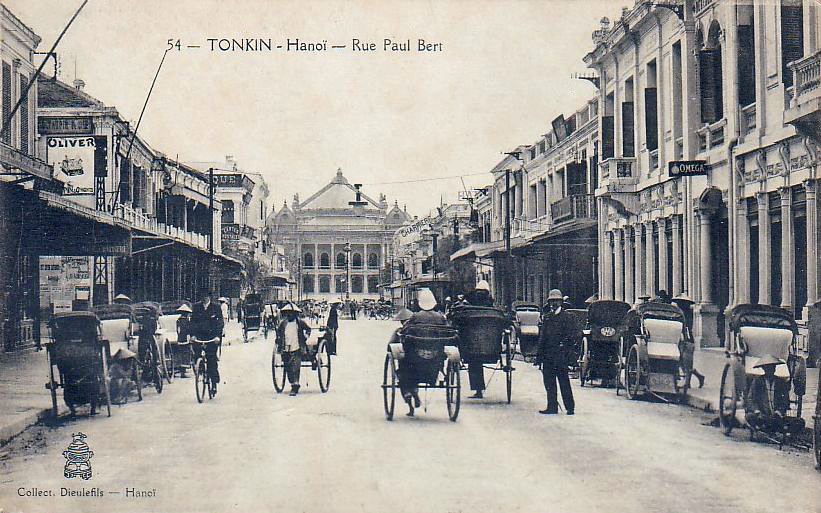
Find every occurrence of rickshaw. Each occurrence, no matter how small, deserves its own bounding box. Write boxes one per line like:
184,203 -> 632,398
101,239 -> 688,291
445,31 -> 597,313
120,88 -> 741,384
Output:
242,293 -> 263,343
133,301 -> 166,393
382,323 -> 462,421
45,312 -> 113,417
579,300 -> 631,386
271,324 -> 333,393
262,303 -> 278,339
160,301 -> 192,378
563,308 -> 588,377
617,302 -> 689,402
512,301 -> 540,358
448,305 -> 515,404
93,304 -> 142,404
719,304 -> 806,446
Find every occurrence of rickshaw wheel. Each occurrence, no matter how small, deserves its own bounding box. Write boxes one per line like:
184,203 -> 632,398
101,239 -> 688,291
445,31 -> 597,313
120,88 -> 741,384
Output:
150,341 -> 163,394
194,357 -> 207,403
272,349 -> 286,393
163,343 -> 174,384
317,340 -> 332,393
446,361 -> 461,422
46,346 -> 59,417
625,345 -> 641,400
579,338 -> 589,387
503,331 -> 513,404
813,418 -> 821,470
243,324 -> 248,343
134,362 -> 143,401
718,363 -> 737,436
382,353 -> 396,421
100,346 -> 112,417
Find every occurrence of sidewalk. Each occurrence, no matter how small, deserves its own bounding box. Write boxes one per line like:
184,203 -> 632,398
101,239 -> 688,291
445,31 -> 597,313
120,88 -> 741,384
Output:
686,348 -> 818,430
0,348 -> 60,445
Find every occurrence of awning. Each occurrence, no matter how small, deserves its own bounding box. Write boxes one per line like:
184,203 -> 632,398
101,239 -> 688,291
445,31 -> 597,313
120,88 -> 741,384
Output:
449,237 -> 527,262
513,219 -> 597,256
1,142 -> 57,182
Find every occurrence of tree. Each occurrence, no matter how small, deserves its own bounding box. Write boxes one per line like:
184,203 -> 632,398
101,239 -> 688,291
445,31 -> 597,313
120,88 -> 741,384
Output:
435,235 -> 476,297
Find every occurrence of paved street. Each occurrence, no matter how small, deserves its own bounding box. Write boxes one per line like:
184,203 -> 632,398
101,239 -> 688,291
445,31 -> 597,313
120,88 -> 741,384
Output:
1,319 -> 819,513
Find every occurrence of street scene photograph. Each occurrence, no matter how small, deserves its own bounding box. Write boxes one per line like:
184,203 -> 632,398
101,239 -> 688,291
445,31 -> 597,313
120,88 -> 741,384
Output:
0,0 -> 820,512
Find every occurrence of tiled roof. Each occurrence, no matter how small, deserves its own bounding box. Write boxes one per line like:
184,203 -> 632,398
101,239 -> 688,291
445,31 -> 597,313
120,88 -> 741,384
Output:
37,78 -> 103,109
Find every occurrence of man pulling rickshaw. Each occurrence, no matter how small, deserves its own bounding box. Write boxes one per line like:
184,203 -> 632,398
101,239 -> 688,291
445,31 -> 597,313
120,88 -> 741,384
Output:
275,303 -> 313,396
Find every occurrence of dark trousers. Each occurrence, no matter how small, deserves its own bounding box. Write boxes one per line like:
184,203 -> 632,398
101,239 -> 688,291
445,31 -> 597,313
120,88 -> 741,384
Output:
542,359 -> 574,412
282,350 -> 301,385
397,363 -> 417,398
192,342 -> 220,385
468,363 -> 485,391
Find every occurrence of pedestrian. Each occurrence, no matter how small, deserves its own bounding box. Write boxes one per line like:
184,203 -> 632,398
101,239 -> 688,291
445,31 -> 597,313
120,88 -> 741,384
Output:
349,300 -> 357,320
326,301 -> 339,355
219,297 -> 229,322
461,280 -> 494,399
276,303 -> 312,396
113,293 -> 131,305
190,289 -> 224,395
537,289 -> 575,415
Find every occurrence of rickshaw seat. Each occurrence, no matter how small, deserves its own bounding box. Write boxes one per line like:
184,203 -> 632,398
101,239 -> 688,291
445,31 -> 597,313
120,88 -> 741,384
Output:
158,314 -> 179,333
646,342 -> 680,361
738,326 -> 791,360
643,319 -> 683,361
99,319 -> 130,344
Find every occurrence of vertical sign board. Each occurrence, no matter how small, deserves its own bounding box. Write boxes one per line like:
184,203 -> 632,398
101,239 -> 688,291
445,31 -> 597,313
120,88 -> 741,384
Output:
39,256 -> 92,313
46,136 -> 108,195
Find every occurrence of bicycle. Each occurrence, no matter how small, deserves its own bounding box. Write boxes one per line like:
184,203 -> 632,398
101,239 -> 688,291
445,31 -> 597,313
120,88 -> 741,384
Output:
191,336 -> 220,403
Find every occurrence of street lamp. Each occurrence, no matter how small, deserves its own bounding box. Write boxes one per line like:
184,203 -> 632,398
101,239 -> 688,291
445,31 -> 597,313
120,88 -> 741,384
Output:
344,242 -> 352,300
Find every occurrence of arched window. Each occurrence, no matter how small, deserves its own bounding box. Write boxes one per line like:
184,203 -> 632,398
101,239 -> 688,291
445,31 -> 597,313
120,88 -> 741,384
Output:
319,275 -> 331,293
368,253 -> 379,268
303,252 -> 314,268
352,275 -> 364,293
336,252 -> 346,268
302,275 -> 315,293
352,253 -> 363,269
698,21 -> 724,124
320,252 -> 330,268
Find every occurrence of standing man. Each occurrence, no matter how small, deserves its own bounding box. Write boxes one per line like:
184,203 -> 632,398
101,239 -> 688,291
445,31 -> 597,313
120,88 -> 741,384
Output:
538,289 -> 575,415
326,301 -> 339,355
190,289 -> 225,395
276,303 -> 312,396
462,280 -> 494,399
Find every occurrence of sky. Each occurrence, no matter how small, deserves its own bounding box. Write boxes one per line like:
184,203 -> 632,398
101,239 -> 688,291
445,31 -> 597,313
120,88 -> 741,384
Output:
8,0 -> 623,216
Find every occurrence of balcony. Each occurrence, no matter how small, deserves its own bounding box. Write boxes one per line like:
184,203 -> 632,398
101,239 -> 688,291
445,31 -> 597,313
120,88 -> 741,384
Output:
785,50 -> 821,135
696,119 -> 727,153
598,157 -> 639,217
741,103 -> 757,136
115,203 -> 211,251
550,194 -> 597,225
599,157 -> 638,187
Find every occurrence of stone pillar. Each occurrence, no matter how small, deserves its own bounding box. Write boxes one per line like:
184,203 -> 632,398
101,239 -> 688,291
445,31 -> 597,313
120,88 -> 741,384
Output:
645,221 -> 656,298
780,187 -> 794,312
614,230 -> 624,301
756,192 -> 772,304
634,224 -> 644,303
624,227 -> 635,304
671,215 -> 682,297
603,231 -> 613,299
735,200 -> 751,303
806,180 -> 818,315
657,218 -> 669,294
695,208 -> 719,347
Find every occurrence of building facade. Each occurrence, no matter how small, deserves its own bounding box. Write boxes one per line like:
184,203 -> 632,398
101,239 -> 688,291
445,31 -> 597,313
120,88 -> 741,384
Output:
267,169 -> 410,301
585,0 -> 820,347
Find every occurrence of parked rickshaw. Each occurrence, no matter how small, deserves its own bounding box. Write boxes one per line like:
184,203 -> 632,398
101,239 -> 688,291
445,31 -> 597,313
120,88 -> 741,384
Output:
45,312 -> 113,417
617,302 -> 689,402
512,301 -> 540,358
580,300 -> 631,386
242,293 -> 263,342
564,308 -> 588,377
134,301 -> 165,393
262,303 -> 278,339
719,304 -> 806,446
271,324 -> 333,393
448,305 -> 515,403
382,323 -> 462,421
93,304 -> 142,404
160,301 -> 192,377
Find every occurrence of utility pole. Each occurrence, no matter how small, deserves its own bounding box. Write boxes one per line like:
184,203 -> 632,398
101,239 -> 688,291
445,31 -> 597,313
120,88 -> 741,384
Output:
208,167 -> 215,293
505,168 -> 512,311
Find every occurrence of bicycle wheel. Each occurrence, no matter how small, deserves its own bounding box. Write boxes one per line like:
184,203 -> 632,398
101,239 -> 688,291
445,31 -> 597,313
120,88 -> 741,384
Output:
317,340 -> 332,393
195,357 -> 207,403
503,332 -> 513,404
382,353 -> 396,421
151,341 -> 163,394
272,349 -> 286,393
446,361 -> 461,422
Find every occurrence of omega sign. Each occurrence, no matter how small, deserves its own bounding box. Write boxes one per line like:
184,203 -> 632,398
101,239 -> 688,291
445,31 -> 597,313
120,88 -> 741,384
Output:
668,160 -> 709,178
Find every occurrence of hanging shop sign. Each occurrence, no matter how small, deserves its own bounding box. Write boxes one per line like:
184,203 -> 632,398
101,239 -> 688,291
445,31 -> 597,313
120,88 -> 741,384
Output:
222,223 -> 241,241
47,136 -> 107,195
668,160 -> 709,178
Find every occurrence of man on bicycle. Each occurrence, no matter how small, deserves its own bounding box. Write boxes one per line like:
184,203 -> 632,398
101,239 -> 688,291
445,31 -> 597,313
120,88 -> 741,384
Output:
191,288 -> 224,395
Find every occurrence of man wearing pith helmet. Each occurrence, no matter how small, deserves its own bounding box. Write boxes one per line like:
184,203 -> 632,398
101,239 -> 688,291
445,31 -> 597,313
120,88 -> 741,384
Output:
537,289 -> 575,415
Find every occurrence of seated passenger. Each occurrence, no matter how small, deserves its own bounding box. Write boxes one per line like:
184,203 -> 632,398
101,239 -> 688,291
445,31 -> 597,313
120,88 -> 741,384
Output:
461,280 -> 494,399
746,354 -> 804,434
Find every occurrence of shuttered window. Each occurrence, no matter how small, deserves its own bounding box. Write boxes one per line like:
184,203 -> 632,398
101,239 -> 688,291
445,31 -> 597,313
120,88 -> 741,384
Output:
645,88 -> 658,151
699,49 -> 724,123
622,102 -> 635,157
1,62 -> 11,145
119,159 -> 131,203
602,116 -> 614,159
19,75 -> 28,155
780,1 -> 804,87
737,23 -> 756,106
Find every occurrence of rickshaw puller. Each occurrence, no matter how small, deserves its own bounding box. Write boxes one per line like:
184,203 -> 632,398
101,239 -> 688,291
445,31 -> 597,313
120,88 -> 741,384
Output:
277,303 -> 312,396
399,290 -> 448,415
191,289 -> 224,395
463,280 -> 494,399
538,289 -> 575,415
747,354 -> 805,434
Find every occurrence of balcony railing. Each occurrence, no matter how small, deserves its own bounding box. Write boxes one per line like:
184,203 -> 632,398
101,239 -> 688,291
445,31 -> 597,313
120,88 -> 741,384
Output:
696,119 -> 727,153
116,204 -> 210,251
600,157 -> 637,183
649,149 -> 659,171
741,103 -> 757,135
790,51 -> 821,103
693,0 -> 714,15
550,194 -> 597,225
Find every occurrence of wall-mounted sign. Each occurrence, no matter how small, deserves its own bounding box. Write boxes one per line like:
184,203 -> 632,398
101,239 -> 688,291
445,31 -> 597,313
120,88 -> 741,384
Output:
222,223 -> 240,241
213,174 -> 244,187
668,160 -> 709,178
38,116 -> 94,135
47,136 -> 98,195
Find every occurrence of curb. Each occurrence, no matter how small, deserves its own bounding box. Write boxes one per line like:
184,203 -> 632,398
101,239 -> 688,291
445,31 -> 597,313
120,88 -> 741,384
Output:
0,407 -> 53,447
685,393 -> 714,413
